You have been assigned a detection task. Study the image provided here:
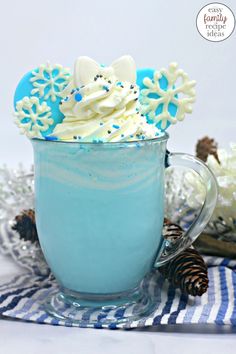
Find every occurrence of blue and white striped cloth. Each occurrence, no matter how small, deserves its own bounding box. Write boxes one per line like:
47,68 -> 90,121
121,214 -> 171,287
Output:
0,256 -> 236,329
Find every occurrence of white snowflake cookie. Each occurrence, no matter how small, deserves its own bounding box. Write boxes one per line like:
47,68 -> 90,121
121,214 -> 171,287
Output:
15,97 -> 54,139
30,62 -> 71,102
140,63 -> 196,130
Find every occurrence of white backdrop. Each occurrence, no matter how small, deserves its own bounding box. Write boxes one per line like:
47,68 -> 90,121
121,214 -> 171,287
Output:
0,0 -> 235,166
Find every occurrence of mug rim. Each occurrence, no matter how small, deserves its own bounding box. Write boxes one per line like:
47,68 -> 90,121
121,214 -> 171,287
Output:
31,131 -> 169,146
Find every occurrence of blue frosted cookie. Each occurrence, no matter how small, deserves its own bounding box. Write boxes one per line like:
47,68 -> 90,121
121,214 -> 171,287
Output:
136,67 -> 178,131
14,63 -> 71,139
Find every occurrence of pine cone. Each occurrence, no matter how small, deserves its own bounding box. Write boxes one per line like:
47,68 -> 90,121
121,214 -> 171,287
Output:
163,218 -> 183,243
159,219 -> 208,296
12,209 -> 39,243
196,136 -> 220,164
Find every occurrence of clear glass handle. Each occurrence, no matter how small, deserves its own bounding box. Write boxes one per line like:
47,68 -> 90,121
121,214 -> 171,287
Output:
155,152 -> 218,267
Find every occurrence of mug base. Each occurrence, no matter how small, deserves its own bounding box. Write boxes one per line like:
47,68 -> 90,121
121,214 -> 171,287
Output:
44,282 -> 156,326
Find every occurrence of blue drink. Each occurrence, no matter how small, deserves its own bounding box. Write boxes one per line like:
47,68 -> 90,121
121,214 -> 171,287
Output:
33,138 -> 166,294
32,135 -> 217,324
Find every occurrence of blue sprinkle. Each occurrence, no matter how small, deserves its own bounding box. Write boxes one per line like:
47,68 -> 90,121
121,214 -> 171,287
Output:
112,124 -> 120,129
102,85 -> 109,92
121,134 -> 124,138
64,96 -> 69,101
75,93 -> 82,102
71,89 -> 76,94
99,122 -> 104,126
116,82 -> 122,86
45,136 -> 58,141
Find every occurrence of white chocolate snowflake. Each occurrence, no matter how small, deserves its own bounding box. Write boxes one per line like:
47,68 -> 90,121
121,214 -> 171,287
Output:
30,62 -> 71,102
140,63 -> 196,130
15,97 -> 54,138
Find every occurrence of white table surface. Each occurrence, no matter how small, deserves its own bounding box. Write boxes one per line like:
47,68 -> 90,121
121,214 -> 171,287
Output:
1,254 -> 236,354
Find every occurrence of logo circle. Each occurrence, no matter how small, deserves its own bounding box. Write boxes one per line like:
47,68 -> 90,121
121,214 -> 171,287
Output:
196,3 -> 235,42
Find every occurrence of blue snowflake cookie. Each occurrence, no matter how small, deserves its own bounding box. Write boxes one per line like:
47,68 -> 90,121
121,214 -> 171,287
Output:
137,63 -> 196,131
137,68 -> 177,131
14,62 -> 71,138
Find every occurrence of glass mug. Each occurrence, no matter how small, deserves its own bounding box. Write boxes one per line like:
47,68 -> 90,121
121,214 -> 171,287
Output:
32,133 -> 217,325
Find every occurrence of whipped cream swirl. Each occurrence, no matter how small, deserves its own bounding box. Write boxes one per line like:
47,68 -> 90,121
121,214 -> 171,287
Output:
50,56 -> 162,142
